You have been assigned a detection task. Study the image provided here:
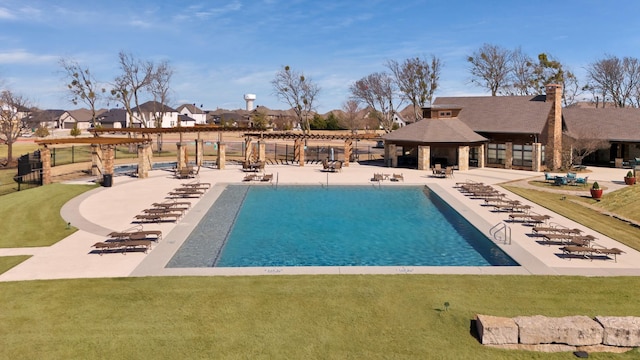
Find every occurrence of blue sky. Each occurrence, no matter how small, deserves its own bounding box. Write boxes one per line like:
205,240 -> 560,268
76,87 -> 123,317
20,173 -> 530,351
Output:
1,0 -> 640,113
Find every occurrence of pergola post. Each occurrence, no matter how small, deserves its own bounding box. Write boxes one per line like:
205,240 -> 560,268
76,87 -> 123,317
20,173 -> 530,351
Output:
217,142 -> 226,169
385,144 -> 397,167
343,139 -> 352,167
458,145 -> 470,171
137,142 -> 153,178
40,146 -> 52,185
294,139 -> 304,166
103,145 -> 115,175
91,144 -> 103,177
244,138 -> 253,163
195,139 -> 204,167
258,141 -> 266,162
418,145 -> 430,170
176,142 -> 187,170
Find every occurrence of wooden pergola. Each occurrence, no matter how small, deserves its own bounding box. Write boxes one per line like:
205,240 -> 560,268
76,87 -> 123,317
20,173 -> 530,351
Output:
35,137 -> 152,185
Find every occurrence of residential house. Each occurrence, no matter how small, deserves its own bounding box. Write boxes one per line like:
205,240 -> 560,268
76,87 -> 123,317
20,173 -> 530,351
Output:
129,101 -> 179,128
96,108 -> 127,128
176,104 -> 207,124
60,108 -> 106,130
27,109 -> 65,130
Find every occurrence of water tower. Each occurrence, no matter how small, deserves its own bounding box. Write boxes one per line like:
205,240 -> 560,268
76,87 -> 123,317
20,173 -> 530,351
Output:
244,93 -> 256,111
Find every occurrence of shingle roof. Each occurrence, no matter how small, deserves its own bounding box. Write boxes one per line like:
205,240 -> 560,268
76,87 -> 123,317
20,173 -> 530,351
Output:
433,95 -> 551,134
563,107 -> 640,142
132,101 -> 177,113
97,108 -> 126,124
382,118 -> 487,143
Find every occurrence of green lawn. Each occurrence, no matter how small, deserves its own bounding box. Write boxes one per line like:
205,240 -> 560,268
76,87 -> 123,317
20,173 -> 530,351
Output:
0,183 -> 97,247
0,275 -> 638,359
504,185 -> 640,252
0,256 -> 30,274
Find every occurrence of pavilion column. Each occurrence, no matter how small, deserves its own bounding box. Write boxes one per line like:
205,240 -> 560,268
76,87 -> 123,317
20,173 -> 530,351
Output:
343,139 -> 352,167
505,142 -> 513,169
532,142 -> 542,172
103,145 -> 115,175
195,139 -> 204,167
217,142 -> 226,169
258,141 -> 266,162
294,139 -> 304,166
176,142 -> 187,170
40,146 -> 52,185
417,145 -> 430,171
91,144 -> 103,177
385,144 -> 397,167
137,142 -> 153,179
458,145 -> 469,171
477,144 -> 485,168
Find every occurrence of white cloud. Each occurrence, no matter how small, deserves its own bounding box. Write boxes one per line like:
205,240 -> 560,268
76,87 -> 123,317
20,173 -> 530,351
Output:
0,49 -> 57,65
0,6 -> 15,19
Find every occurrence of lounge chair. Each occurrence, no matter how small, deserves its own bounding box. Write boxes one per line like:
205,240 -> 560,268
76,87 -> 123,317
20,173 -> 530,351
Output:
152,201 -> 191,209
243,174 -> 258,182
371,173 -> 384,182
508,213 -> 551,224
560,245 -> 624,262
532,226 -> 581,236
261,173 -> 273,182
108,230 -> 162,242
134,213 -> 181,223
391,173 -> 404,182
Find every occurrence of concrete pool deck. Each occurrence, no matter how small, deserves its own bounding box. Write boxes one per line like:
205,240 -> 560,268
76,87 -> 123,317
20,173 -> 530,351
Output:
1,163 -> 639,281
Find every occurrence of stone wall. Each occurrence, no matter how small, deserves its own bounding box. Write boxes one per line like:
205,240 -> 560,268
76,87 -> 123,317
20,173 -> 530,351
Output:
476,314 -> 639,354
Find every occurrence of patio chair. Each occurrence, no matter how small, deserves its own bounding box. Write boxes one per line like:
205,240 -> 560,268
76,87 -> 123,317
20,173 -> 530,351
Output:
243,174 -> 258,182
544,172 -> 556,182
261,173 -> 273,182
444,166 -> 454,178
575,176 -> 588,186
371,173 -> 384,182
391,173 -> 404,182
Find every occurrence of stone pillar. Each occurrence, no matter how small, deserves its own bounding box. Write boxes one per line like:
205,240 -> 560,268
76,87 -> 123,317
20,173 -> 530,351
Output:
137,143 -> 153,179
458,145 -> 469,171
195,139 -> 204,167
217,142 -> 226,169
477,144 -> 485,168
417,145 -> 431,171
505,142 -> 513,169
343,139 -> 352,167
385,144 -> 397,167
103,145 -> 115,175
91,144 -> 103,176
40,146 -> 52,185
294,139 -> 305,166
176,143 -> 187,170
532,143 -> 542,172
258,141 -> 266,162
545,84 -> 563,170
244,138 -> 253,163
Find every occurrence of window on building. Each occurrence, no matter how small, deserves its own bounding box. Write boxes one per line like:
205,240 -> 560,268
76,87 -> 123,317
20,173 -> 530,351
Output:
512,144 -> 533,167
487,143 -> 506,165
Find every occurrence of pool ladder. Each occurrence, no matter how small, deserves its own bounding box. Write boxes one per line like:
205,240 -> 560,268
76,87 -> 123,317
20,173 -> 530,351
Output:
490,222 -> 512,245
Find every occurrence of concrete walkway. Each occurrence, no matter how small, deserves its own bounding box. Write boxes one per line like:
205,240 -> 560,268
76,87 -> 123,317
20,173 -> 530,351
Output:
1,163 -> 638,281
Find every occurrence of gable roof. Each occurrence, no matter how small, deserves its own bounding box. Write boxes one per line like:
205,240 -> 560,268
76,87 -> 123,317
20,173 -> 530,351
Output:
433,95 -> 552,134
176,103 -> 204,114
97,108 -> 127,124
563,107 -> 640,142
66,108 -> 107,122
382,118 -> 487,143
132,101 -> 177,113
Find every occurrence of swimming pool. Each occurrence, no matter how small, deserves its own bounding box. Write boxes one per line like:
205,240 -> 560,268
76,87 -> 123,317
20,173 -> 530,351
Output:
167,185 -> 517,268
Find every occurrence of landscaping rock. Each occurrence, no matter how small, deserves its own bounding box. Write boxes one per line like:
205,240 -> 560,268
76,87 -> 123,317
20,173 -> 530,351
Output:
487,343 -> 576,352
514,315 -> 603,346
475,314 -> 518,345
595,316 -> 640,347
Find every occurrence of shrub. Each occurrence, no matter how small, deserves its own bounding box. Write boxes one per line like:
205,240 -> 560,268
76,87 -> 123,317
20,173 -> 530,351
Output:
626,171 -> 634,178
592,181 -> 600,190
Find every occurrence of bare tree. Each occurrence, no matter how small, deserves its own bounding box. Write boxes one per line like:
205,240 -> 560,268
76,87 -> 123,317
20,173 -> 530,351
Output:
341,99 -> 363,133
111,51 -> 155,127
271,65 -> 320,134
146,59 -> 173,150
386,55 -> 442,121
585,55 -> 640,108
59,58 -> 105,127
504,48 -> 536,95
349,72 -> 400,133
0,90 -> 30,162
530,53 -> 573,95
565,128 -> 610,166
467,44 -> 512,96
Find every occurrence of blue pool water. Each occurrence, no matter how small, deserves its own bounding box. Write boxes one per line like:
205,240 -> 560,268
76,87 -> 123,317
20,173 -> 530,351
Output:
167,185 -> 517,268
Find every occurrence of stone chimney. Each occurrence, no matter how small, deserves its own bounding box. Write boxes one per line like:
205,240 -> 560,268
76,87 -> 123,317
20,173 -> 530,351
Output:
544,84 -> 563,170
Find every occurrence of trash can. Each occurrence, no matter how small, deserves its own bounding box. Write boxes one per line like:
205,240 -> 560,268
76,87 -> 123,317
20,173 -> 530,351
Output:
102,174 -> 113,187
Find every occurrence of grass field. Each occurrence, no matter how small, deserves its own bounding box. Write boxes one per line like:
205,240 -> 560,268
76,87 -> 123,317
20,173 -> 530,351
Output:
0,275 -> 639,359
0,183 -> 97,247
